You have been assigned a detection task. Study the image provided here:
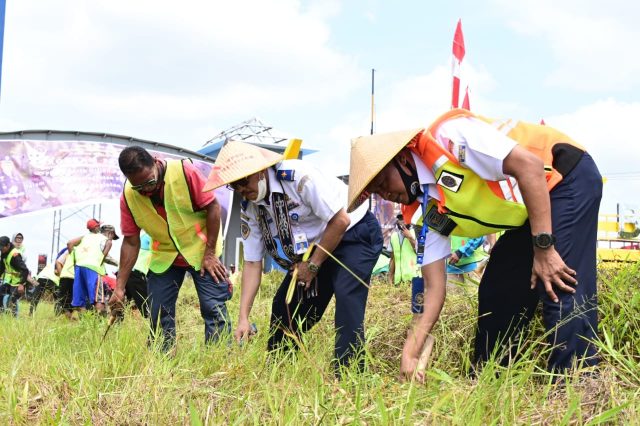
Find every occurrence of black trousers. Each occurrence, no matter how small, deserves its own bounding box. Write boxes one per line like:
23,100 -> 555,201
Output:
30,278 -> 59,315
268,211 -> 383,370
474,153 -> 601,372
57,278 -> 74,313
126,270 -> 150,317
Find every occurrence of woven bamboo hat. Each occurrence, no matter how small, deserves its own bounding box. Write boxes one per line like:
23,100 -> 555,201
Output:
203,141 -> 283,192
347,128 -> 424,212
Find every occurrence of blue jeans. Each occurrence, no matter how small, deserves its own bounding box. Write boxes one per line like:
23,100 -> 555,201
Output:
147,265 -> 232,350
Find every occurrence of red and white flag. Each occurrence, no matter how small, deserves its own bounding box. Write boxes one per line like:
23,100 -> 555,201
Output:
451,19 -> 470,110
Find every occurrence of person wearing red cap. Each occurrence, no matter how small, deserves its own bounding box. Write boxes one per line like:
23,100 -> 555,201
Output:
109,146 -> 231,352
67,218 -> 115,315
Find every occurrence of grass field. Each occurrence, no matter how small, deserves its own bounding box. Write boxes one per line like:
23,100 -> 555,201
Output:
1,262 -> 639,424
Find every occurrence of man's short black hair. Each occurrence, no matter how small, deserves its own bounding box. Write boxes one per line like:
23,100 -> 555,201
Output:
0,236 -> 11,248
118,146 -> 155,176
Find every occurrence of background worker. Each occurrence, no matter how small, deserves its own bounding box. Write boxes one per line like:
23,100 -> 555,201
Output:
29,261 -> 61,316
67,219 -> 117,315
55,247 -> 76,319
348,109 -> 602,380
205,141 -> 383,372
447,236 -> 488,285
109,146 -> 231,352
122,232 -> 151,318
388,214 -> 417,286
0,235 -> 30,317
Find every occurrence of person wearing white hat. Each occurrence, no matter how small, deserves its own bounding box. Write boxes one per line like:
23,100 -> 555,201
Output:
110,146 -> 231,352
348,109 -> 601,380
205,140 -> 383,372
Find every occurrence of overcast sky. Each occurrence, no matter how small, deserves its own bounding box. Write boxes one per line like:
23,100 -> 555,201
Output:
0,0 -> 639,271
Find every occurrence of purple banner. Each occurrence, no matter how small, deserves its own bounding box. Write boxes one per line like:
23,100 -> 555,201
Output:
0,139 -> 232,235
371,194 -> 398,247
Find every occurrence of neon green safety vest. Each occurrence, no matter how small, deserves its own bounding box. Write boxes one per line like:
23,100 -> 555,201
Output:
389,231 -> 418,284
123,159 -> 222,274
450,236 -> 487,267
133,249 -> 151,275
3,248 -> 23,286
406,109 -> 585,238
36,263 -> 60,285
73,233 -> 108,275
59,250 -> 76,279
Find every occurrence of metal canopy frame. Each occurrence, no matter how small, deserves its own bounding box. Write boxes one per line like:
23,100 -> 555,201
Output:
203,117 -> 289,148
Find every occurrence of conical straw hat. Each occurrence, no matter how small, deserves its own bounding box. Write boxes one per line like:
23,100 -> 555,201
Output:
203,141 -> 283,192
347,128 -> 424,212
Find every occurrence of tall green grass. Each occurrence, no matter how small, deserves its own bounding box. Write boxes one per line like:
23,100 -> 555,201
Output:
1,265 -> 638,424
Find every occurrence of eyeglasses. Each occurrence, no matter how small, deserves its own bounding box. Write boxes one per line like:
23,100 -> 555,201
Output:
130,177 -> 158,192
129,166 -> 159,192
225,177 -> 249,191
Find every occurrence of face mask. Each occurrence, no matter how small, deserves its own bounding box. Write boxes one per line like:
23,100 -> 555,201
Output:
254,173 -> 268,202
393,158 -> 420,204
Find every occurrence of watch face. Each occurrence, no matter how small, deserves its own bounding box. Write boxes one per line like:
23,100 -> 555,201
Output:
535,233 -> 554,248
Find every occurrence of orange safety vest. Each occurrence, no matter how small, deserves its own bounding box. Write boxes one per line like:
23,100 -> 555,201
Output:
403,109 -> 585,236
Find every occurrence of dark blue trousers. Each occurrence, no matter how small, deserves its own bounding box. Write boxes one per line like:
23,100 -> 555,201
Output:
268,211 -> 383,370
474,153 -> 602,371
147,265 -> 232,350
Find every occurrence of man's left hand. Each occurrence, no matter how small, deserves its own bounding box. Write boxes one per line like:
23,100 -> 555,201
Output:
531,247 -> 577,303
201,251 -> 228,282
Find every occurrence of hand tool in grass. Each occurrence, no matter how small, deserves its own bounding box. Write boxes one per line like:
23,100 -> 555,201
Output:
97,307 -> 122,352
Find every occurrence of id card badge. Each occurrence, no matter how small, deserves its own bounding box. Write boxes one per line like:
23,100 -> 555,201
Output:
293,232 -> 309,255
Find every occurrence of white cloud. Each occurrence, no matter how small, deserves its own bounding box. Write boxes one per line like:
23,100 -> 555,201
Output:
492,0 -> 640,91
545,99 -> 640,212
1,0 -> 364,145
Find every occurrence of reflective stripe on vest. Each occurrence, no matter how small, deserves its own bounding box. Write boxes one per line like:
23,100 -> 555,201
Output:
124,159 -> 220,274
389,232 -> 417,283
73,232 -> 107,275
36,263 -> 60,285
3,248 -> 22,286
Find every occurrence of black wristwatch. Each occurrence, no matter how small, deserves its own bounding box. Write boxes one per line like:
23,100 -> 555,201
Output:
307,261 -> 320,274
532,232 -> 556,249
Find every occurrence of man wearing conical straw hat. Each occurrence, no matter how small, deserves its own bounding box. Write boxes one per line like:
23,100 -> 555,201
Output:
348,109 -> 602,381
204,140 -> 383,372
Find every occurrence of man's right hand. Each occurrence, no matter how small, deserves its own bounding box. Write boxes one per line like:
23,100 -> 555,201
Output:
234,318 -> 256,343
109,288 -> 125,309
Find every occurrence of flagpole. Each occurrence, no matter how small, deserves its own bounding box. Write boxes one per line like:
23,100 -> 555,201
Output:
370,68 -> 375,135
368,68 -> 375,210
0,0 -> 7,100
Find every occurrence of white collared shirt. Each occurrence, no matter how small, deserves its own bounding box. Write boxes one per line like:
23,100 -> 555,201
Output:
242,159 -> 368,262
410,116 -> 519,266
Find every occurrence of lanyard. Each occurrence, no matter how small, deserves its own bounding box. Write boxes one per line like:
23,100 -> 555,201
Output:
416,185 -> 429,265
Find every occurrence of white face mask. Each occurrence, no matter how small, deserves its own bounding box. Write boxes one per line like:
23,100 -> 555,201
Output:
254,173 -> 268,202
